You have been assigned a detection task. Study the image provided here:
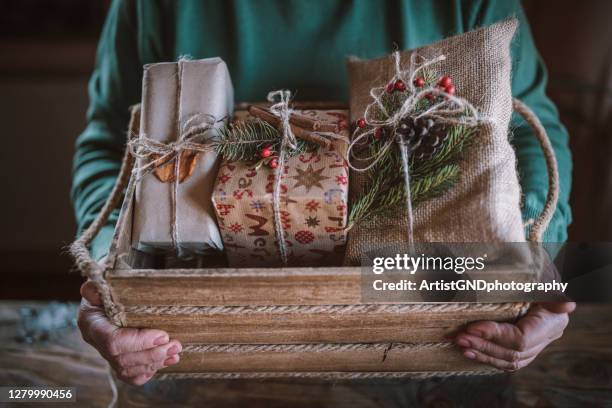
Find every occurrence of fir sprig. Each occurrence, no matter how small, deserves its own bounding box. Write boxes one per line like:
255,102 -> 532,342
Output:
348,121 -> 477,228
213,118 -> 317,163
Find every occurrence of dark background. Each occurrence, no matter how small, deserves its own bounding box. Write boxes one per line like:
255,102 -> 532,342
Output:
0,0 -> 610,300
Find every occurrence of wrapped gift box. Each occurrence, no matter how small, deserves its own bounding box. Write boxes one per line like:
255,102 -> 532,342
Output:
131,57 -> 233,255
211,109 -> 350,267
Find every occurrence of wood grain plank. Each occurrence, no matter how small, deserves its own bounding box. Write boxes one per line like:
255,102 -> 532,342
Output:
124,305 -> 523,344
109,274 -> 359,306
108,267 -> 533,307
161,344 -> 487,373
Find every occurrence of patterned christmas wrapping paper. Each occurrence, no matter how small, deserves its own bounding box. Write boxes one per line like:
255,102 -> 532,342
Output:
212,109 -> 350,267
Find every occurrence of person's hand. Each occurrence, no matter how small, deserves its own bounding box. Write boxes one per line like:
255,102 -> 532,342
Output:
454,302 -> 575,371
77,280 -> 182,385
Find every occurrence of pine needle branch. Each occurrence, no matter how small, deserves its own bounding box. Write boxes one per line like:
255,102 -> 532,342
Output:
348,164 -> 460,227
213,118 -> 317,162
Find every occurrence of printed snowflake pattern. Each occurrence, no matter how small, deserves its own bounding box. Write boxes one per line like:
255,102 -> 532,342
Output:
228,223 -> 243,233
304,216 -> 320,228
250,200 -> 265,212
216,203 -> 234,216
218,173 -> 232,184
335,175 -> 348,185
305,200 -> 321,212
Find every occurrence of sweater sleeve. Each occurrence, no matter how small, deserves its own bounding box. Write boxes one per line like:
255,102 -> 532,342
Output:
469,0 -> 573,243
71,0 -> 143,260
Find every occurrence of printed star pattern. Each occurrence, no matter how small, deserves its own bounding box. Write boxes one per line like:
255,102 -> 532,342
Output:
291,165 -> 330,192
305,216 -> 320,228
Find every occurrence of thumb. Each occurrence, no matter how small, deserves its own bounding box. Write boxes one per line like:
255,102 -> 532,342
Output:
80,280 -> 103,306
537,302 -> 576,314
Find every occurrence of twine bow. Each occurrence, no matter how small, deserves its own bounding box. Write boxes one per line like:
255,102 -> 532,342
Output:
128,113 -> 222,250
267,90 -> 297,265
346,52 -> 488,247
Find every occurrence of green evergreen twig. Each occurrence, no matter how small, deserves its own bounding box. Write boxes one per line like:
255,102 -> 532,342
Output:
213,118 -> 317,163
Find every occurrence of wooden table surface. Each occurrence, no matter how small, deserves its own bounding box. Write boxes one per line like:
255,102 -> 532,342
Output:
0,301 -> 611,407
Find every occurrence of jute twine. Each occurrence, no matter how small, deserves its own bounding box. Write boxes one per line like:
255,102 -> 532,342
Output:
157,370 -> 501,380
182,341 -> 452,354
125,302 -> 529,316
268,90 -> 298,265
69,98 -> 557,378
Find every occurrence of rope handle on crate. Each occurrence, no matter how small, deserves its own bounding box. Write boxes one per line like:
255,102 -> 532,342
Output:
512,99 -> 559,242
69,105 -> 140,326
69,100 -> 558,324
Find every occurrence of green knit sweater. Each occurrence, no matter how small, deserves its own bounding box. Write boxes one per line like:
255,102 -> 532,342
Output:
72,0 -> 572,260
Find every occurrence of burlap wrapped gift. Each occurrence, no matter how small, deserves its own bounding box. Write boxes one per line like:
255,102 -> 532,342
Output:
344,19 -> 531,265
131,58 -> 233,256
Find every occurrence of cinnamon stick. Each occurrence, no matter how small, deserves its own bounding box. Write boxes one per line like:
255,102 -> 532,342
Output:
289,112 -> 338,133
247,105 -> 332,148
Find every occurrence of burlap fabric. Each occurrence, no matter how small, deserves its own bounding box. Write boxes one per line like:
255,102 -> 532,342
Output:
344,19 -> 523,265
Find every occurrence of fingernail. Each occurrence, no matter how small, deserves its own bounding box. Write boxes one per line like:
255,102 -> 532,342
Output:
467,330 -> 483,338
164,355 -> 179,366
464,350 -> 476,359
154,335 -> 169,346
456,338 -> 470,348
167,345 -> 179,356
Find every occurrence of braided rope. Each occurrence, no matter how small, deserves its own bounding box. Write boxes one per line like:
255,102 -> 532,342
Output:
124,302 -> 526,316
512,99 -> 559,243
68,105 -> 141,326
183,342 -> 452,354
157,369 -> 501,380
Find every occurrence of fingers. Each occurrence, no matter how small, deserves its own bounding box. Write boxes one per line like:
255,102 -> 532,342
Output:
110,339 -> 181,386
105,327 -> 170,357
456,333 -> 524,362
455,304 -> 573,371
113,341 -> 181,385
116,340 -> 182,368
118,353 -> 180,378
80,280 -> 102,306
462,348 -> 536,372
76,293 -> 181,386
455,333 -> 546,368
538,301 -> 576,314
463,320 -> 526,351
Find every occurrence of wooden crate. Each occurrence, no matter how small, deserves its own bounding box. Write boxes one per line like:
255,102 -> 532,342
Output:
101,106 -> 529,378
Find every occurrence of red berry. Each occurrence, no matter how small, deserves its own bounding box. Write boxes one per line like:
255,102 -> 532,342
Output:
260,147 -> 272,158
268,158 -> 278,169
445,84 -> 456,96
386,82 -> 395,93
374,128 -> 384,140
438,75 -> 452,88
357,118 -> 367,129
425,92 -> 434,101
413,77 -> 425,87
394,80 -> 406,91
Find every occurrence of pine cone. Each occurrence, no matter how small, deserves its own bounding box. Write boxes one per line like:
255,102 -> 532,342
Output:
395,116 -> 448,160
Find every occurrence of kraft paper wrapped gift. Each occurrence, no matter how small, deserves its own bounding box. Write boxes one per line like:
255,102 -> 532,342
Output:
132,57 -> 234,255
212,109 -> 350,267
